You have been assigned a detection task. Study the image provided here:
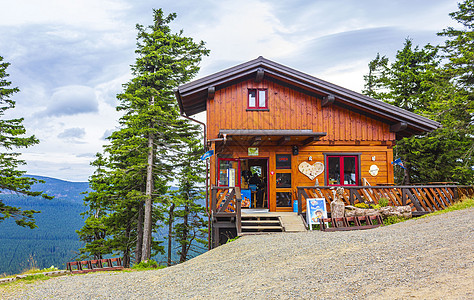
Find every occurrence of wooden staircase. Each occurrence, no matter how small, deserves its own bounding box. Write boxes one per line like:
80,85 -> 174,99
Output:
240,214 -> 284,235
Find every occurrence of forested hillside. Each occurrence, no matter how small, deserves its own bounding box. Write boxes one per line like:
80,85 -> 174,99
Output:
0,176 -> 88,275
0,176 -> 207,276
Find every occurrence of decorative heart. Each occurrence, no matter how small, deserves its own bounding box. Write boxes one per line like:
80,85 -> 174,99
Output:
298,162 -> 324,180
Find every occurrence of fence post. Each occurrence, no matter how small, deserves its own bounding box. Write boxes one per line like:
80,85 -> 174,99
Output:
402,188 -> 407,206
298,188 -> 302,215
235,187 -> 242,236
453,186 -> 459,201
211,187 -> 217,214
349,189 -> 354,205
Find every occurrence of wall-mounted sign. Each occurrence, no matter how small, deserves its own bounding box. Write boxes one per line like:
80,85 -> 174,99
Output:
248,147 -> 259,156
369,165 -> 379,176
298,161 -> 324,180
276,154 -> 291,169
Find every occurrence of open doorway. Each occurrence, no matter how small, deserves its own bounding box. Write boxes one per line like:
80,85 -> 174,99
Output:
240,158 -> 268,209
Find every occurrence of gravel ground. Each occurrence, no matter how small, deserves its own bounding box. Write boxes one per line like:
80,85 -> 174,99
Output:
2,208 -> 473,299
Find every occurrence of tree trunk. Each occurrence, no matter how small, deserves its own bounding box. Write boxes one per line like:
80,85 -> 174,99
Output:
179,205 -> 190,263
167,202 -> 175,267
135,200 -> 144,264
403,160 -> 411,185
141,96 -> 155,262
123,223 -> 131,268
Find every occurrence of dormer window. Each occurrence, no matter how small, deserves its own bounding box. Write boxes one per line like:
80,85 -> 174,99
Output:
248,89 -> 268,109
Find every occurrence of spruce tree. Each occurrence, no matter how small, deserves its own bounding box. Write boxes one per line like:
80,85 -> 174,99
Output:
118,9 -> 209,262
362,1 -> 473,184
78,9 -> 209,264
0,56 -> 51,229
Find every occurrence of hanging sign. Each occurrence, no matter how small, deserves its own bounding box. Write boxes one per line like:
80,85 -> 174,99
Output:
298,162 -> 324,180
248,147 -> 259,156
200,150 -> 214,161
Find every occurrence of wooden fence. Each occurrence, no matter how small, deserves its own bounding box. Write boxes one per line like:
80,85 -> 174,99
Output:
297,185 -> 474,214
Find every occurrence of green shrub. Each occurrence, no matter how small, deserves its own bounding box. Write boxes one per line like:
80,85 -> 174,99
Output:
355,203 -> 369,209
132,260 -> 163,270
378,198 -> 389,207
383,215 -> 407,225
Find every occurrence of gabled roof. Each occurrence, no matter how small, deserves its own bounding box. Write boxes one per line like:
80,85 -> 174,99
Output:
175,56 -> 440,138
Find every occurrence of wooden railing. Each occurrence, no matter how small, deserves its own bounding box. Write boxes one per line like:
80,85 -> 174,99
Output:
297,185 -> 474,214
210,186 -> 242,234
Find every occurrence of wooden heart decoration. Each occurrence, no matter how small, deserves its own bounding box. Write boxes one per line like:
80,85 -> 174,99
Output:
298,162 -> 324,180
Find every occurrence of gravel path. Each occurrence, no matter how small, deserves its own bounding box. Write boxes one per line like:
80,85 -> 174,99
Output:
2,208 -> 473,299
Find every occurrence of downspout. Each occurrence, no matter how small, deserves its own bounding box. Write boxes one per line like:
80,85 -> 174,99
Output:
180,112 -> 211,250
180,114 -> 208,212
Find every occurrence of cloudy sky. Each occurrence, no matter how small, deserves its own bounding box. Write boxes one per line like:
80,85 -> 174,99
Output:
0,0 -> 460,182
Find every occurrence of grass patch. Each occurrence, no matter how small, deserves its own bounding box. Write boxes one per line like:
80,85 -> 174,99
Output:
418,197 -> 473,218
383,197 -> 474,225
23,274 -> 49,282
21,266 -> 59,275
226,236 -> 240,244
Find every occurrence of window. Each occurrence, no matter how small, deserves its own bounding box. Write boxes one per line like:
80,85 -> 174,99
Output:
326,155 -> 359,186
276,173 -> 291,188
218,158 -> 240,187
248,89 -> 268,109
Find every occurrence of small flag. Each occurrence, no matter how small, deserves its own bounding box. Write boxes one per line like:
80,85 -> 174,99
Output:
200,150 -> 214,161
391,158 -> 405,169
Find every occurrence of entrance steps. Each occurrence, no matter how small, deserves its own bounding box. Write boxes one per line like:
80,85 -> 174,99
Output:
239,212 -> 306,235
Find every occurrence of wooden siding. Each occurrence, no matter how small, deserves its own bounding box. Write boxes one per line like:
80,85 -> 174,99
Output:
207,79 -> 396,141
209,145 -> 395,212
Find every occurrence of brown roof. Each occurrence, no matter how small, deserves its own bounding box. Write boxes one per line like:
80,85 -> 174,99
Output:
175,56 -> 440,138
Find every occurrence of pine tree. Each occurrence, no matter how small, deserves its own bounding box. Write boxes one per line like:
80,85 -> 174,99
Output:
363,39 -> 440,113
438,0 -> 474,89
77,9 -> 209,265
0,56 -> 52,229
119,9 -> 209,262
362,1 -> 473,184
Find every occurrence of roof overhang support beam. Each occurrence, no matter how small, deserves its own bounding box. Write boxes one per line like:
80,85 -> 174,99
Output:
250,136 -> 262,146
277,136 -> 291,145
322,94 -> 335,107
302,136 -> 320,145
207,86 -> 215,100
255,68 -> 264,83
390,121 -> 408,132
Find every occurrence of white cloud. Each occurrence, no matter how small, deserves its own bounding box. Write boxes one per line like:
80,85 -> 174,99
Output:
57,128 -> 86,143
39,85 -> 99,117
0,0 -> 130,29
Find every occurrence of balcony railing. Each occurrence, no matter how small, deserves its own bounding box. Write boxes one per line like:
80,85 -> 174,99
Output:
297,185 -> 474,215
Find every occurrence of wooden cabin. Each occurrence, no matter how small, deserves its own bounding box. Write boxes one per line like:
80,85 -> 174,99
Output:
175,56 -> 442,246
